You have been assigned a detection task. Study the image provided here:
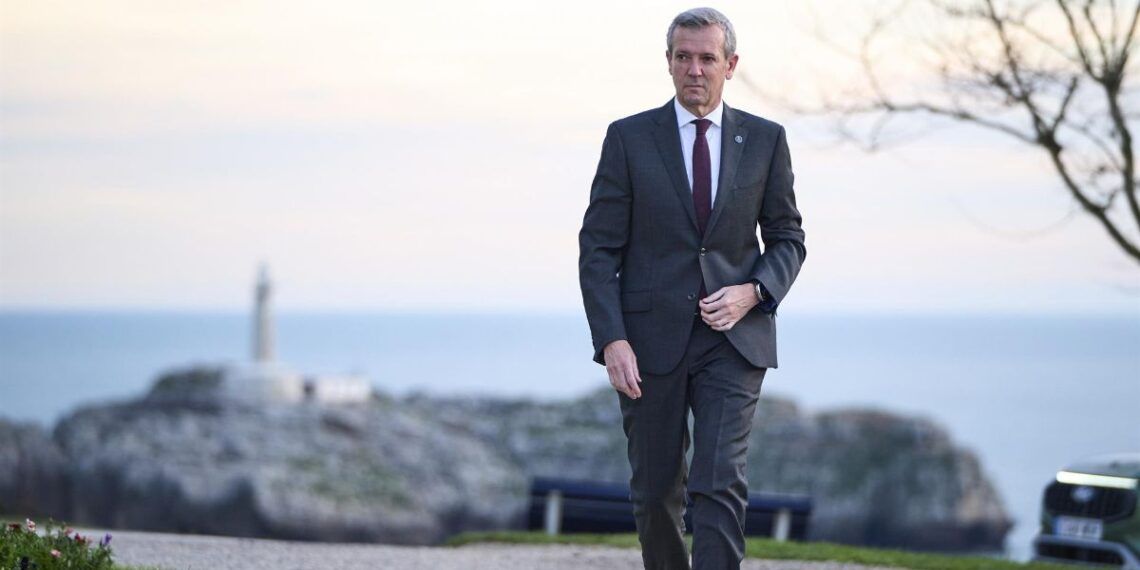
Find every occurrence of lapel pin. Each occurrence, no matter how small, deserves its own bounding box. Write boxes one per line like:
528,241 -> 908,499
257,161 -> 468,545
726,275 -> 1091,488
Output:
734,135 -> 743,143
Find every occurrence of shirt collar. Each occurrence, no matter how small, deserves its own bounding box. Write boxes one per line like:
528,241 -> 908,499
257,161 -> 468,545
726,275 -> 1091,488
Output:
674,97 -> 724,130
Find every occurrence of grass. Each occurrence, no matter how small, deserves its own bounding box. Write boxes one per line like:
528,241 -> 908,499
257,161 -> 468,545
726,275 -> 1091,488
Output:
448,531 -> 1077,570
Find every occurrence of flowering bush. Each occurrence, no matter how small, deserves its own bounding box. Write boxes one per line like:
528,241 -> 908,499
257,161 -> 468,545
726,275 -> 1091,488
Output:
0,518 -> 115,570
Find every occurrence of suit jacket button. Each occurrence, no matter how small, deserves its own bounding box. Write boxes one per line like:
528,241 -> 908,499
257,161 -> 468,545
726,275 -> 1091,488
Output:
687,293 -> 695,301
699,248 -> 707,256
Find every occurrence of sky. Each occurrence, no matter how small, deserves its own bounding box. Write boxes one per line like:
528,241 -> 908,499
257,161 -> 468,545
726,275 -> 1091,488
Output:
2,0 -> 1138,315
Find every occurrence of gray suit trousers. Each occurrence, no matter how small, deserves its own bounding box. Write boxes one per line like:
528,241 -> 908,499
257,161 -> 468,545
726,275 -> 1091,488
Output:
618,316 -> 767,570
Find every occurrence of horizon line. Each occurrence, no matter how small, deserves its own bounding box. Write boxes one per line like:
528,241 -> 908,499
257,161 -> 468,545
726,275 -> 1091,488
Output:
1,304 -> 1137,320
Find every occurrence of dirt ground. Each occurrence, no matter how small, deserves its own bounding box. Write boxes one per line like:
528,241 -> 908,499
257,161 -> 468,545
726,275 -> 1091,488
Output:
88,528 -> 904,570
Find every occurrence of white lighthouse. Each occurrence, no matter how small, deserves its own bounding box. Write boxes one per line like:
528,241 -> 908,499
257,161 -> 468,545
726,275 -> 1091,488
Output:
252,263 -> 274,363
220,265 -> 371,405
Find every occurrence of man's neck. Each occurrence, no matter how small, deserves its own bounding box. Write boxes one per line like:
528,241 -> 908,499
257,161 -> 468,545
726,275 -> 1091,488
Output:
674,98 -> 724,127
679,98 -> 721,118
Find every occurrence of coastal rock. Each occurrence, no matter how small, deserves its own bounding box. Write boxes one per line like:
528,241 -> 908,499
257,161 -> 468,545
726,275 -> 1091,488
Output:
0,418 -> 70,517
404,387 -> 629,484
49,367 -> 526,544
4,367 -> 1011,550
746,403 -> 1012,550
407,389 -> 1012,551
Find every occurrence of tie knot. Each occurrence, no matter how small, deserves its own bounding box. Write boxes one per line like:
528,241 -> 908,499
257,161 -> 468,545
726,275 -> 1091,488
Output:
692,118 -> 711,136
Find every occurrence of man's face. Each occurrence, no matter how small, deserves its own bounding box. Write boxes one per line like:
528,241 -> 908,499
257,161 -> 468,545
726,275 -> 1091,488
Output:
667,25 -> 738,117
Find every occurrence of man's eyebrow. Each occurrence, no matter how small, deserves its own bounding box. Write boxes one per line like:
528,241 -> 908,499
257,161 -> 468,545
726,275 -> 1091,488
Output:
674,49 -> 718,58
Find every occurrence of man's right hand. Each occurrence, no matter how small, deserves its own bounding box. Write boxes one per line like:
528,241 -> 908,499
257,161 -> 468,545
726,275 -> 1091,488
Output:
603,340 -> 642,399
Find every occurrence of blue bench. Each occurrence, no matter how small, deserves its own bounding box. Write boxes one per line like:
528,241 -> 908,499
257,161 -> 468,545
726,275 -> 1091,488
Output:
527,477 -> 812,540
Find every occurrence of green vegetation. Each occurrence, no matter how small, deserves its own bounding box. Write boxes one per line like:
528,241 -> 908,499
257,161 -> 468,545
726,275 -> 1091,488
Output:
448,530 -> 643,549
2,518 -> 114,570
303,459 -> 412,508
448,531 -> 1076,570
0,518 -> 159,570
148,367 -> 223,397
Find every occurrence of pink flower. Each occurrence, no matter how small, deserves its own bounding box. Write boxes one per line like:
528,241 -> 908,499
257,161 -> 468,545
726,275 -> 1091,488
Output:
50,549 -> 60,558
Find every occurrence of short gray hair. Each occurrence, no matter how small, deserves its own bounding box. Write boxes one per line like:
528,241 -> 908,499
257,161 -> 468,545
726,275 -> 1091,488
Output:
666,7 -> 736,58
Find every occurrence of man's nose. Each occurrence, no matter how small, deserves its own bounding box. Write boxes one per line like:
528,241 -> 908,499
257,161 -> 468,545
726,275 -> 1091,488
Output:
687,61 -> 702,76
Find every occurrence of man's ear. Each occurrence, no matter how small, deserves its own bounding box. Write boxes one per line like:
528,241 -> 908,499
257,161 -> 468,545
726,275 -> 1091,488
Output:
665,50 -> 673,74
725,53 -> 739,80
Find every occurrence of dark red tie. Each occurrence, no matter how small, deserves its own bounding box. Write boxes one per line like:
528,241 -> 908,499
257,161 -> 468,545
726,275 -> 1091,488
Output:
692,118 -> 711,300
692,118 -> 712,235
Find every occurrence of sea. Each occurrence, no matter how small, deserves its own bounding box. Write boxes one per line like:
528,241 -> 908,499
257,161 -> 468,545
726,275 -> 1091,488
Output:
1,310 -> 1137,560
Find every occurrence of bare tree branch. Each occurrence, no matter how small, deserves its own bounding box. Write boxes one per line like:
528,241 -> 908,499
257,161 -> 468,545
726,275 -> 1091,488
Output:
755,0 -> 1140,265
1057,1 -> 1101,76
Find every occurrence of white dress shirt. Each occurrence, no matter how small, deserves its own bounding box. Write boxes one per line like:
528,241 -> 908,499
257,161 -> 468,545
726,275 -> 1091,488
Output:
674,97 -> 724,203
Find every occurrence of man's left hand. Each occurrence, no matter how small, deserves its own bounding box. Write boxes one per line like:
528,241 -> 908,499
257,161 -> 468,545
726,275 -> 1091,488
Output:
699,284 -> 759,331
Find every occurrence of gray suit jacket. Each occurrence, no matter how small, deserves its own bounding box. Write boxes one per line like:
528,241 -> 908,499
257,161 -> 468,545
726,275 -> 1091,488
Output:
579,100 -> 806,374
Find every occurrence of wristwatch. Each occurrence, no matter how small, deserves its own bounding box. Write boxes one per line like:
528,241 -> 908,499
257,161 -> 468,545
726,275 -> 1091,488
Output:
754,282 -> 767,304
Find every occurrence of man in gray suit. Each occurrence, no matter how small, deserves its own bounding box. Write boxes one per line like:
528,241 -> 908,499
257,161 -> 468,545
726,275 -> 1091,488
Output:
578,7 -> 806,569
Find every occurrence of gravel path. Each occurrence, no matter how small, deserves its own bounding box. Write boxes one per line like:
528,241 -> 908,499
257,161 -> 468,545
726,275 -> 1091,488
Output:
83,528 -> 904,570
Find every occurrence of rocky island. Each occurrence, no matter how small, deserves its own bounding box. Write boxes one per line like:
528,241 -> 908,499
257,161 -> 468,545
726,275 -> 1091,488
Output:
0,365 -> 1011,551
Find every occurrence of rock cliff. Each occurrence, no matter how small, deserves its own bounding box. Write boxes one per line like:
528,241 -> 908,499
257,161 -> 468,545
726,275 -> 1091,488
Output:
48,367 -> 527,544
1,366 -> 1010,550
405,389 -> 1012,551
0,418 -> 70,517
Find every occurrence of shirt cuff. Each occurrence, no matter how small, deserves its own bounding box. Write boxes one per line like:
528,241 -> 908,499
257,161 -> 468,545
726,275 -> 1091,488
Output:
754,280 -> 779,314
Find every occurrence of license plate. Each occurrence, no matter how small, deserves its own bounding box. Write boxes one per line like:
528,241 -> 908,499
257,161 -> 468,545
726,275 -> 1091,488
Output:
1055,516 -> 1103,540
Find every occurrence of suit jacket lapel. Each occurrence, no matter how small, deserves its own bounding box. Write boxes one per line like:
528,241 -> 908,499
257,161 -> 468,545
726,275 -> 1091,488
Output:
705,103 -> 746,238
652,101 -> 699,233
